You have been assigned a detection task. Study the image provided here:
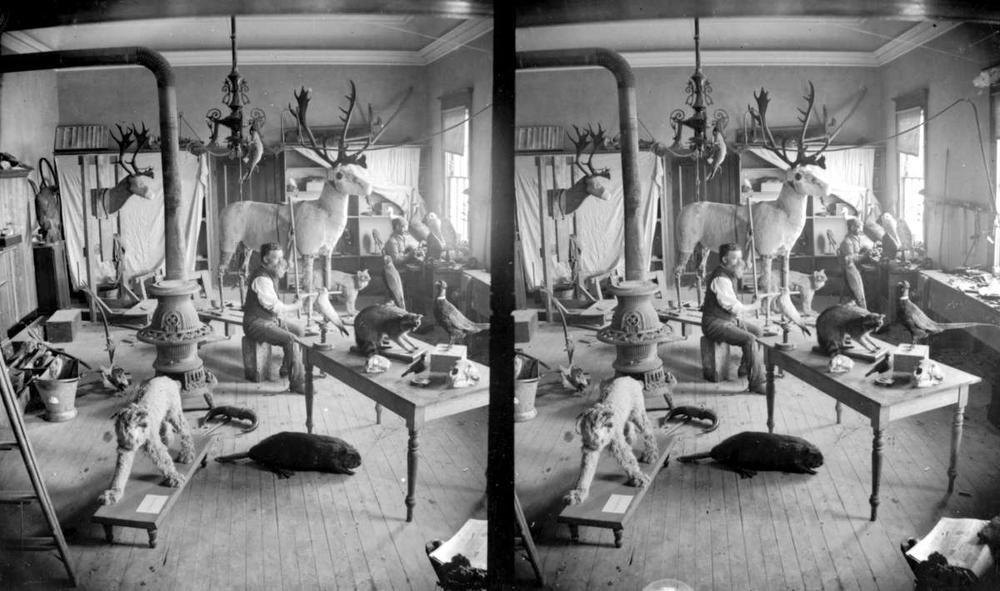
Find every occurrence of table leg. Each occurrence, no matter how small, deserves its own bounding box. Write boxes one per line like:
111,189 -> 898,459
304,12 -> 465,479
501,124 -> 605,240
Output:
870,427 -> 884,521
148,528 -> 158,548
376,403 -> 383,425
305,352 -> 314,434
835,402 -> 843,425
765,353 -> 775,434
102,524 -> 114,544
948,402 -> 965,494
406,427 -> 419,522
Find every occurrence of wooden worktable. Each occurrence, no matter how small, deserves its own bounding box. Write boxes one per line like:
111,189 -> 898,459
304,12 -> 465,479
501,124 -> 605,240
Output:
764,339 -> 981,521
304,343 -> 489,522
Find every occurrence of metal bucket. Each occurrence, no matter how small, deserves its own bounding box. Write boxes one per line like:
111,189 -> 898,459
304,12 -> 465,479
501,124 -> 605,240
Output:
514,361 -> 540,422
36,360 -> 80,422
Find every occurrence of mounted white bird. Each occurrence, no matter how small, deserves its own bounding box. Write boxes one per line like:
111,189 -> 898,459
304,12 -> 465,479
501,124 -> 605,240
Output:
217,82 -> 403,292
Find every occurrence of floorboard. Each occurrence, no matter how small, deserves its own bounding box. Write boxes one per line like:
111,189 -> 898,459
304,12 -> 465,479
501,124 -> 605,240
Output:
0,316 -> 485,590
515,293 -> 1000,590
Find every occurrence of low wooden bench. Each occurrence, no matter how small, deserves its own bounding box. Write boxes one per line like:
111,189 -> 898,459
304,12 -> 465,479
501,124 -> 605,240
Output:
557,433 -> 675,548
242,336 -> 276,382
92,433 -> 214,548
701,336 -> 733,382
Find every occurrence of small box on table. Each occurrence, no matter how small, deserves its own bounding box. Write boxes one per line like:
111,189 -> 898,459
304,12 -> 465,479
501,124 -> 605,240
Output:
891,343 -> 929,376
45,308 -> 81,343
430,344 -> 467,373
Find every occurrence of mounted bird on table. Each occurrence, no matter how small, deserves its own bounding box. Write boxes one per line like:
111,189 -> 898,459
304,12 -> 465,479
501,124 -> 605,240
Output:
433,280 -> 487,349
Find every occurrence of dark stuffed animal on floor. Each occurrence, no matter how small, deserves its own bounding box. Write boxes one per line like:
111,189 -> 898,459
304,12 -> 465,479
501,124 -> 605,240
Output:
678,431 -> 823,478
215,431 -> 361,478
896,280 -> 995,344
815,304 -> 885,356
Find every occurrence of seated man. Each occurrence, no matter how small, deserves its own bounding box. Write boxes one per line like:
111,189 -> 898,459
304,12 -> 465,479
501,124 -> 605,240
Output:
701,243 -> 765,394
383,216 -> 423,266
242,242 -> 306,393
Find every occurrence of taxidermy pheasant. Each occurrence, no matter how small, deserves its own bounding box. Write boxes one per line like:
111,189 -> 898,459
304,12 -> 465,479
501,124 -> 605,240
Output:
433,280 -> 486,348
382,255 -> 405,308
896,280 -> 995,343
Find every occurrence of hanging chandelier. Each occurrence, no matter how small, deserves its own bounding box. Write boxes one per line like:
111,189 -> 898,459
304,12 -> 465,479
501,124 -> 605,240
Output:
204,15 -> 265,159
661,18 -> 729,191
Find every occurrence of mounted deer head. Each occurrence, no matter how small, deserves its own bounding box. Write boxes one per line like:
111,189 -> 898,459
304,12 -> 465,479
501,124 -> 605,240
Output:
109,123 -> 156,201
289,81 -> 403,198
562,124 -> 611,212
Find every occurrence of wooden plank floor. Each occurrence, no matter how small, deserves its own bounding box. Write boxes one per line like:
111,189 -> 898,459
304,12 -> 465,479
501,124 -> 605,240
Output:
514,295 -> 1000,590
0,316 -> 486,590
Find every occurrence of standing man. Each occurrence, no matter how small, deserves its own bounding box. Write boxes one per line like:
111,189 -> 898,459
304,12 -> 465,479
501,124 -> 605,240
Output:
839,217 -> 870,309
243,242 -> 306,393
701,243 -> 765,394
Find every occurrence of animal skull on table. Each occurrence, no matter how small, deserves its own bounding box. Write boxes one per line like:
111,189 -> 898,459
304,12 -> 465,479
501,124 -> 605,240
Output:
911,359 -> 944,388
448,359 -> 481,388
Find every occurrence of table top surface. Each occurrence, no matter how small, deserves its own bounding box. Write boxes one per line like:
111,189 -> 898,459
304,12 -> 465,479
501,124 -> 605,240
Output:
306,340 -> 490,413
767,339 -> 981,408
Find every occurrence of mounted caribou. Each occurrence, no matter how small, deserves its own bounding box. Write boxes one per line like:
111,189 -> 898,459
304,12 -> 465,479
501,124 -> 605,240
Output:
552,124 -> 611,218
97,123 -> 157,218
672,82 -> 866,304
217,81 -> 398,294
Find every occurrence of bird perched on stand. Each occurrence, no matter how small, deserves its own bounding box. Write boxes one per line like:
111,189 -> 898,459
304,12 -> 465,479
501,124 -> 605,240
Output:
896,280 -> 994,343
382,255 -> 405,308
314,288 -> 350,337
433,280 -> 486,348
705,122 -> 728,181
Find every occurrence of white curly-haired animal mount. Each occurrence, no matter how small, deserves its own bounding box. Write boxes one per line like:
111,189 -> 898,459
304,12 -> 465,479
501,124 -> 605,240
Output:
564,377 -> 659,506
99,376 -> 195,505
218,82 -> 402,292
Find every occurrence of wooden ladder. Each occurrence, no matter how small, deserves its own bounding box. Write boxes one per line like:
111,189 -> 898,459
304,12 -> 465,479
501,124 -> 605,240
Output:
0,353 -> 77,587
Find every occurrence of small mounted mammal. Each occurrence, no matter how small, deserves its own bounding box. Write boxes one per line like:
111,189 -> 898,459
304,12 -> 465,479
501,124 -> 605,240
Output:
99,377 -> 195,505
815,304 -> 884,356
564,377 -> 659,505
678,431 -> 823,478
353,304 -> 422,355
325,269 -> 370,316
201,405 -> 259,433
215,431 -> 361,478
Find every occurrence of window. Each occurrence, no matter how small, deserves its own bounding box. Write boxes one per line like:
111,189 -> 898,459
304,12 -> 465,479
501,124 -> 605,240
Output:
441,90 -> 472,243
894,90 -> 927,245
991,83 -> 1000,268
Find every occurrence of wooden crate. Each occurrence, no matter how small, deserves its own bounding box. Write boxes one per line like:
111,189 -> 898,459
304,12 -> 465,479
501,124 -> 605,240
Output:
45,309 -> 82,343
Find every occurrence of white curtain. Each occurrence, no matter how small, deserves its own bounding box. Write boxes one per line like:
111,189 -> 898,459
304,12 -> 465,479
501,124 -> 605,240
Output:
515,152 -> 661,287
745,146 -> 874,214
56,151 -> 206,288
291,145 -> 421,215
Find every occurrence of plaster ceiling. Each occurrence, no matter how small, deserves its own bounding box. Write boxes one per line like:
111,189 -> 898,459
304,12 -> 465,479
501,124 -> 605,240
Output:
1,14 -> 493,66
515,17 -> 971,68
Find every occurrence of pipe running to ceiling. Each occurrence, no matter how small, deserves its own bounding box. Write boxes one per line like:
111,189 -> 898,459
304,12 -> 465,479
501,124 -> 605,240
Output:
515,48 -> 645,281
0,47 -> 186,281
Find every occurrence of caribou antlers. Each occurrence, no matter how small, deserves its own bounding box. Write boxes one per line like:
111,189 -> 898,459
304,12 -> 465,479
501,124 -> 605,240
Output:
110,123 -> 155,178
289,81 -> 410,170
747,82 -> 867,170
567,124 -> 611,179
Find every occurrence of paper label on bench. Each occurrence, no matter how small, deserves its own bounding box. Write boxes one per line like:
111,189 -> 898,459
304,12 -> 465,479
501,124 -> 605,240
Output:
136,494 -> 169,514
602,494 -> 633,514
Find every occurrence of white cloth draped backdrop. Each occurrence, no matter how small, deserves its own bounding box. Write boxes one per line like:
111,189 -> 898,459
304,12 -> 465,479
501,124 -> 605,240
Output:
291,145 -> 423,215
515,152 -> 661,287
56,151 -> 207,288
744,146 -> 875,213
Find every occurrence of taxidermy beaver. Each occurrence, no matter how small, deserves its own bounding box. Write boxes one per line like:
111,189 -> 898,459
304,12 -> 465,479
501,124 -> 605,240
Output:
215,432 -> 361,478
815,304 -> 885,357
678,431 -> 823,478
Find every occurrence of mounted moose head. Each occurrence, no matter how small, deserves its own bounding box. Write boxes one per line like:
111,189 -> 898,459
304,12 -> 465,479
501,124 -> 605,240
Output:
551,124 -> 612,218
97,123 -> 157,217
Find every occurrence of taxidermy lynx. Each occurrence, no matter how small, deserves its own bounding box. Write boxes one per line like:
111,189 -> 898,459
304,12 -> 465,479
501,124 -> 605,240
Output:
327,269 -> 370,316
758,269 -> 826,316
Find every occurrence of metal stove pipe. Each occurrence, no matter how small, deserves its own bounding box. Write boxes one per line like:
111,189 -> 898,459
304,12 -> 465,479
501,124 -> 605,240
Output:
515,48 -> 644,280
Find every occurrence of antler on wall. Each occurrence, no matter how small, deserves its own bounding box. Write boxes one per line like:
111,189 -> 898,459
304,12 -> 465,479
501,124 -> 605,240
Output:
110,123 -> 155,178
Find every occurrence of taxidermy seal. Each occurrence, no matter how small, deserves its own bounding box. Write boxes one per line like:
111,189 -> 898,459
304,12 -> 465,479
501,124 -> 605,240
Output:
215,431 -> 361,478
678,431 -> 823,478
